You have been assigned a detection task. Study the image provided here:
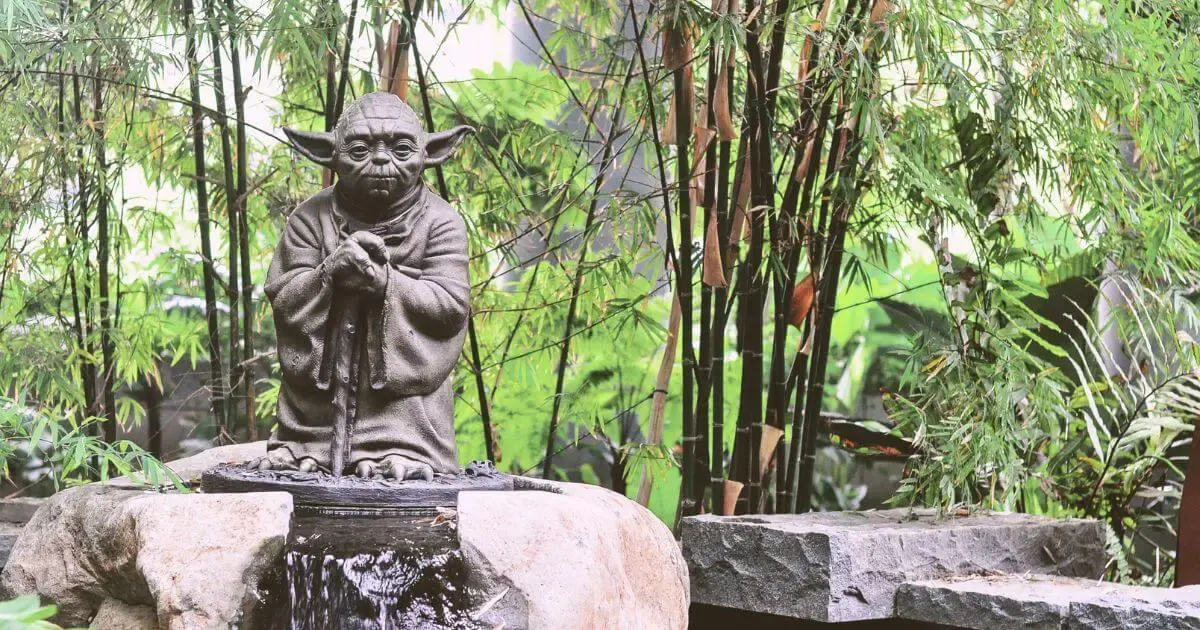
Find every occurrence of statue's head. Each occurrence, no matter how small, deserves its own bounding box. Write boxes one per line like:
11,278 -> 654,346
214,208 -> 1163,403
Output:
283,92 -> 473,212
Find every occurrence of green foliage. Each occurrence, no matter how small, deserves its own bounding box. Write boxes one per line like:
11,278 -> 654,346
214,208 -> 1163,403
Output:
0,595 -> 59,630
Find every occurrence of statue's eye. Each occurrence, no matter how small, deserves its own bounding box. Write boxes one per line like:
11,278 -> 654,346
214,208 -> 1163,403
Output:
346,143 -> 370,161
392,142 -> 415,160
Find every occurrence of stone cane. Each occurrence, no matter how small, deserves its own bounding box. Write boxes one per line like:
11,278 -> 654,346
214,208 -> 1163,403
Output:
329,298 -> 366,478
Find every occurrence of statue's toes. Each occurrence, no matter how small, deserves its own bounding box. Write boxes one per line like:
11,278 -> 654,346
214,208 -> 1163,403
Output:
355,460 -> 378,478
297,457 -> 320,473
406,463 -> 435,482
379,455 -> 411,481
256,450 -> 299,471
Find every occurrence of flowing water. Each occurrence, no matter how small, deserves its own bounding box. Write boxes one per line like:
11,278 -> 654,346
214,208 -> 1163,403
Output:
267,510 -> 482,630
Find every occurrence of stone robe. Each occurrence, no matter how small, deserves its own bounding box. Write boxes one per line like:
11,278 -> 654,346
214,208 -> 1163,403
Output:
265,187 -> 469,473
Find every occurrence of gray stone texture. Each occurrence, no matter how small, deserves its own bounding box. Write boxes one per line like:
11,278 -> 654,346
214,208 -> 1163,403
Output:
896,574 -> 1200,630
459,479 -> 690,630
0,446 -> 292,628
682,509 -> 1106,623
0,522 -> 20,570
92,598 -> 158,629
0,497 -> 44,524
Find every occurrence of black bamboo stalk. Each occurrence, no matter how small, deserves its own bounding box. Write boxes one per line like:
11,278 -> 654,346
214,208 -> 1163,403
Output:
740,0 -> 777,513
58,12 -> 89,429
221,0 -> 256,439
672,52 -> 698,518
182,0 -> 229,444
332,0 -> 360,124
206,0 -> 241,432
91,34 -> 117,441
70,56 -> 98,424
710,132 -> 732,511
796,0 -> 882,512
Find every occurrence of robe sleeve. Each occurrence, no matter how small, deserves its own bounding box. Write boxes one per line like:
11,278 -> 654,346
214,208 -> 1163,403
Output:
387,210 -> 470,336
266,207 -> 335,390
368,208 -> 470,394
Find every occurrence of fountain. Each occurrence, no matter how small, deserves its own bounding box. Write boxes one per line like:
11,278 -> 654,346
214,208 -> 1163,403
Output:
0,91 -> 688,630
198,92 -> 511,627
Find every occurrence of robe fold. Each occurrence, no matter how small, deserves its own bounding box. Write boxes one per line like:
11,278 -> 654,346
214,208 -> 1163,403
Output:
265,186 -> 469,473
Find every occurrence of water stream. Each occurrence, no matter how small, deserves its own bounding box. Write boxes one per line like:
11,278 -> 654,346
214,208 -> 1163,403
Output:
268,510 -> 482,630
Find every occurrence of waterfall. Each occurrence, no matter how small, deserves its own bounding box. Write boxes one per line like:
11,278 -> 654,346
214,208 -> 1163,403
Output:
271,512 -> 481,630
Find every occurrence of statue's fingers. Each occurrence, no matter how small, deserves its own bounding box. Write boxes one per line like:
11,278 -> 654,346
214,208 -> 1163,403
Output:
298,458 -> 319,473
351,232 -> 388,261
252,457 -> 271,471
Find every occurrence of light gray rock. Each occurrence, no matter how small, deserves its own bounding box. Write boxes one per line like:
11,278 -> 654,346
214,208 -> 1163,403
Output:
160,440 -> 265,483
92,598 -> 158,629
896,574 -> 1200,630
897,574 -> 1083,629
458,479 -> 689,630
682,509 -> 1106,623
1066,582 -> 1200,630
0,443 -> 290,629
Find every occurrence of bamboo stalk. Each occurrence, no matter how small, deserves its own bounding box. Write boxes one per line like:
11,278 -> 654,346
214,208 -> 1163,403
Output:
636,293 -> 681,506
182,0 -> 229,445
205,0 -> 242,433
91,23 -> 116,441
333,0 -> 361,124
671,22 -> 699,517
70,53 -> 98,425
222,0 -> 257,440
796,0 -> 879,512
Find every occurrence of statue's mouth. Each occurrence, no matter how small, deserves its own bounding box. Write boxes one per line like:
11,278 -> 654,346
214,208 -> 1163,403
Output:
362,176 -> 399,199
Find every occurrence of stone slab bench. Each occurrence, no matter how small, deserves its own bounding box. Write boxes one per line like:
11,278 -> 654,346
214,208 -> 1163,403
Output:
895,574 -> 1200,630
0,498 -> 43,569
681,509 -> 1106,623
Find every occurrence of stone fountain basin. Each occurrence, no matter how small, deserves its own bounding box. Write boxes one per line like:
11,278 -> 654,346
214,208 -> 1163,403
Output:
0,442 -> 689,630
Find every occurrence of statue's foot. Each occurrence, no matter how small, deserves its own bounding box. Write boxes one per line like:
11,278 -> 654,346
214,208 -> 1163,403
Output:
354,455 -> 435,481
251,448 -> 321,473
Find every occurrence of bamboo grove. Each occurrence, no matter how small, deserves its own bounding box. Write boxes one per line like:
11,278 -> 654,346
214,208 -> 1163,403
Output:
638,0 -> 895,517
3,0 -> 1200,545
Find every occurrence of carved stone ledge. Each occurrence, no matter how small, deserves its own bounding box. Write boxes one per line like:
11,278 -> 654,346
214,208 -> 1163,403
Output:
200,461 -> 513,509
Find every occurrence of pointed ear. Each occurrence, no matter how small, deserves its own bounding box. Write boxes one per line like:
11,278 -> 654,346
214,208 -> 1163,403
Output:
283,127 -> 337,168
424,125 -> 475,167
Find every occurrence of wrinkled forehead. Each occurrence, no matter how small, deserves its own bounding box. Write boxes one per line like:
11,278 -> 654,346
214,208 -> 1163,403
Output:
338,116 -> 422,143
335,95 -> 425,143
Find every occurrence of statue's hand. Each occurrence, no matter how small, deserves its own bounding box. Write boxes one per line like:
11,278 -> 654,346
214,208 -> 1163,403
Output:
328,237 -> 387,296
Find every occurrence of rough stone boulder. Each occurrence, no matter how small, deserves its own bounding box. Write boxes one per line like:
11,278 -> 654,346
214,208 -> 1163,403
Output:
683,509 -> 1106,623
896,574 -> 1200,630
459,478 -> 689,630
0,443 -> 290,629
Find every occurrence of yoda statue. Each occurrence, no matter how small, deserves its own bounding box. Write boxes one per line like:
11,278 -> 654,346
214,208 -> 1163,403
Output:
256,92 -> 474,481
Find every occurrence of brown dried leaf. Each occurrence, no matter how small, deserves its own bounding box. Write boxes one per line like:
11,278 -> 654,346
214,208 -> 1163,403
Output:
721,480 -> 744,516
714,51 -> 736,140
758,425 -> 784,478
661,19 -> 693,71
788,274 -> 816,329
702,208 -> 726,287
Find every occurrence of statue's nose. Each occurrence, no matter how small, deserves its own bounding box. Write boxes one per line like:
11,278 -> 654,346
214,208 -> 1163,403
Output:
371,145 -> 390,165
